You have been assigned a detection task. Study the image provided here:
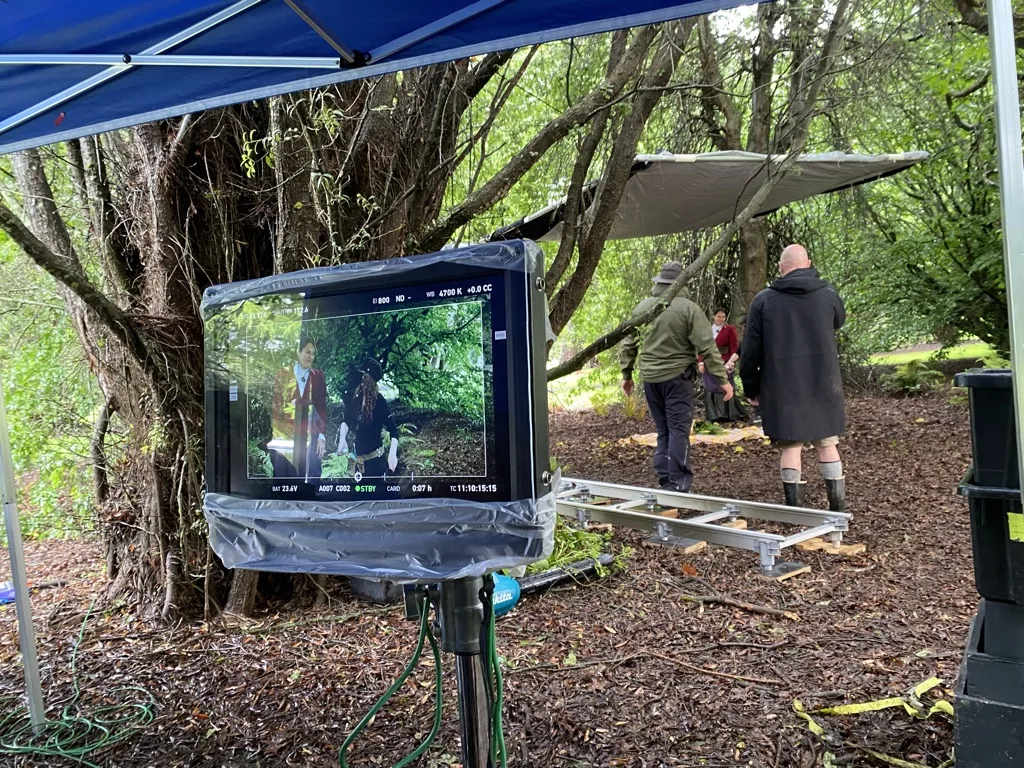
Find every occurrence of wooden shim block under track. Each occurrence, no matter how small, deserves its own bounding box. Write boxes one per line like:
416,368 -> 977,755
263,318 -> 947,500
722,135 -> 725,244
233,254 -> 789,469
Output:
757,562 -> 811,582
642,534 -> 707,554
795,539 -> 866,556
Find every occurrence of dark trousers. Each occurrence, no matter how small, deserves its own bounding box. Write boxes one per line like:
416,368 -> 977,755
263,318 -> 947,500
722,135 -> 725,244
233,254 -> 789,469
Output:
644,371 -> 695,492
362,455 -> 388,477
269,439 -> 323,480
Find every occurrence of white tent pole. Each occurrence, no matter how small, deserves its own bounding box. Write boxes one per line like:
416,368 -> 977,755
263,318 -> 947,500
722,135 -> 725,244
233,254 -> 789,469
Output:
0,377 -> 45,727
988,0 -> 1024,495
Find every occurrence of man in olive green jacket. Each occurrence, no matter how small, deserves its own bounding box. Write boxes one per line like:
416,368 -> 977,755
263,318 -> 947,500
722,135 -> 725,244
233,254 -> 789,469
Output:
619,261 -> 733,492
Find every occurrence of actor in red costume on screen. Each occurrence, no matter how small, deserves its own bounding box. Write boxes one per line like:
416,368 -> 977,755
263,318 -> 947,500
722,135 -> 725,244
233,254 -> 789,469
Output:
270,335 -> 328,480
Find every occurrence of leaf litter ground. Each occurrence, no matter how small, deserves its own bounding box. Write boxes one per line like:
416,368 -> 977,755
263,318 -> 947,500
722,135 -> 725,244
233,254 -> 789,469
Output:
0,394 -> 974,767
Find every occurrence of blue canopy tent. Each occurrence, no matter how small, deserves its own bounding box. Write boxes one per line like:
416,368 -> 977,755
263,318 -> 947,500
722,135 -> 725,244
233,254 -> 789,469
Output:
1,0 -> 1023,752
0,0 -> 750,156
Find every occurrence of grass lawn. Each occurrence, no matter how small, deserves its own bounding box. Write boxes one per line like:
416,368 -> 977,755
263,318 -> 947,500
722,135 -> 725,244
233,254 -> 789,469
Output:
869,341 -> 994,365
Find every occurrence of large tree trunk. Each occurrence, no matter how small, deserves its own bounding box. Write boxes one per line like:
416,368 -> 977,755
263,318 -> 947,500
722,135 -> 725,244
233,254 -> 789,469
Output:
734,220 -> 770,322
225,570 -> 260,617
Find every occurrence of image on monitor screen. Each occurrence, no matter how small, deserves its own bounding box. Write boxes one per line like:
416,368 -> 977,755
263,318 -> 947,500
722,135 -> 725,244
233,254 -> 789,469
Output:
204,263 -> 529,503
242,297 -> 492,483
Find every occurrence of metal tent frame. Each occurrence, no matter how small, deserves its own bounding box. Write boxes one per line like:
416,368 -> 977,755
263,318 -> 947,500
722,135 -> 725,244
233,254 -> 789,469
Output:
0,0 -> 750,156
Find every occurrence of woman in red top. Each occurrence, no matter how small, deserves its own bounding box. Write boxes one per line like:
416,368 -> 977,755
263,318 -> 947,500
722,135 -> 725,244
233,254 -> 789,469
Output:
699,309 -> 749,423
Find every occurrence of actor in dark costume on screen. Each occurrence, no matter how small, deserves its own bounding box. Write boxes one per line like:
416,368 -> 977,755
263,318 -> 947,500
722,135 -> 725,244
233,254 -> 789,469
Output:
619,261 -> 733,493
270,335 -> 328,480
698,308 -> 749,423
740,244 -> 847,511
336,358 -> 399,477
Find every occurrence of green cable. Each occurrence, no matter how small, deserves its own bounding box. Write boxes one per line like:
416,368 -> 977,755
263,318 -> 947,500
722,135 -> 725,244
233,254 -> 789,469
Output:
0,599 -> 157,767
485,586 -> 507,768
339,596 -> 443,768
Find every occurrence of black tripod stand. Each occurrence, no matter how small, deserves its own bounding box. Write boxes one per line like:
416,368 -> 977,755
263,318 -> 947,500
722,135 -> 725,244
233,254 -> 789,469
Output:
405,575 -> 500,768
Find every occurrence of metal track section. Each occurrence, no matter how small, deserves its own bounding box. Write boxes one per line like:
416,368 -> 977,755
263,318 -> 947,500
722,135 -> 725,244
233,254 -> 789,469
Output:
556,477 -> 852,573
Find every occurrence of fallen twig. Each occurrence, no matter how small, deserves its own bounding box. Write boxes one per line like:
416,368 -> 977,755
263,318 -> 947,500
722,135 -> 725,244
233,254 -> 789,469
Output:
678,592 -> 800,621
650,651 -> 785,685
511,654 -> 641,674
665,577 -> 800,620
239,606 -> 392,635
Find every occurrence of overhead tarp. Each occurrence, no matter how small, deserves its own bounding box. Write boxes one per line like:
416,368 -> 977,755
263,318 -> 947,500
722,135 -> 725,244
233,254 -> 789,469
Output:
0,0 -> 755,156
488,150 -> 929,242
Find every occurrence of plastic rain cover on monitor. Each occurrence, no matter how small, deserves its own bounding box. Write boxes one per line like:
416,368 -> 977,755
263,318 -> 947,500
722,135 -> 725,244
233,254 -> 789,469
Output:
201,240 -> 554,582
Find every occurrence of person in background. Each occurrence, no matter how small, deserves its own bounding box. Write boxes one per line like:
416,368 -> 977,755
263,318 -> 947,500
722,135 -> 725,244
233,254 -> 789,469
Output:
619,260 -> 733,493
740,244 -> 846,511
337,358 -> 399,477
271,335 -> 328,479
698,308 -> 749,423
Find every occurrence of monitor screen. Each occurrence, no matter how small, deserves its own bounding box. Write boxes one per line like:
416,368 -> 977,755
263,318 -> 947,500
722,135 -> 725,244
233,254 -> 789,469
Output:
203,251 -> 547,505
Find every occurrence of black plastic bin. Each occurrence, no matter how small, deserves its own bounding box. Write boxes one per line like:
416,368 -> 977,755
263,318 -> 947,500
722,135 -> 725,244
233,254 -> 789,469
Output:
983,598 -> 1024,660
956,602 -> 1024,767
959,469 -> 1024,605
954,369 -> 1019,490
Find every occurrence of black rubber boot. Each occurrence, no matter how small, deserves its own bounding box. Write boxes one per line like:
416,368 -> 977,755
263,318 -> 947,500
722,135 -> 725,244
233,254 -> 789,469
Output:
825,477 -> 846,512
783,481 -> 806,507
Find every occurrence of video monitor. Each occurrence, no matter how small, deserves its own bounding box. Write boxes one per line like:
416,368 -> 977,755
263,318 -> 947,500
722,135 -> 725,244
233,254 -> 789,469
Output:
202,242 -> 549,506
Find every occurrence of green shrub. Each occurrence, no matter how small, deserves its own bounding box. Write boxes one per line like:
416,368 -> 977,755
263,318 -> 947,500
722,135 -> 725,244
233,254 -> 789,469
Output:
320,452 -> 351,478
622,392 -> 647,421
979,352 -> 1011,369
247,439 -> 273,477
881,360 -> 946,395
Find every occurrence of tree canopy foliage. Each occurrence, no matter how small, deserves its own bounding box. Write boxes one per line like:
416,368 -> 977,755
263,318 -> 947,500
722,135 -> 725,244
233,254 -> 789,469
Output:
0,231 -> 99,541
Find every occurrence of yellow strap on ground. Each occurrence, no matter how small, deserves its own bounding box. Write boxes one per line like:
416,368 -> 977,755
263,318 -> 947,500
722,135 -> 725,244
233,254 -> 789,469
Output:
856,746 -> 932,768
816,697 -> 906,717
911,676 -> 942,698
812,677 -> 952,720
929,700 -> 954,717
792,699 -> 824,737
793,680 -> 954,768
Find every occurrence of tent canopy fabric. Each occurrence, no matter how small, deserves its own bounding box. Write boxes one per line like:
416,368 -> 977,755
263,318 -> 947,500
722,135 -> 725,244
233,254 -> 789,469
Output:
489,150 -> 929,242
0,0 -> 752,156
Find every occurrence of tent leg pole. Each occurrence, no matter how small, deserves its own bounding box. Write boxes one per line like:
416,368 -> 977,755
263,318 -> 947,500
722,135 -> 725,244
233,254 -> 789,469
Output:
988,0 -> 1024,498
0,379 -> 45,728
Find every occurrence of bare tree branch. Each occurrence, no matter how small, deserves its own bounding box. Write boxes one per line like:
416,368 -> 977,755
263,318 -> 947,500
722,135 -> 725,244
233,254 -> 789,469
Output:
547,0 -> 854,381
416,25 -> 661,253
954,0 -> 1024,48
549,20 -> 697,334
698,17 -> 743,150
166,114 -> 196,174
464,49 -> 518,102
544,31 -> 628,292
0,153 -> 158,380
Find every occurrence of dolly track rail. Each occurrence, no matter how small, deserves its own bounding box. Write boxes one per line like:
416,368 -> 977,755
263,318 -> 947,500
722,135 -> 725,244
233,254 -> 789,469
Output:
556,478 -> 853,573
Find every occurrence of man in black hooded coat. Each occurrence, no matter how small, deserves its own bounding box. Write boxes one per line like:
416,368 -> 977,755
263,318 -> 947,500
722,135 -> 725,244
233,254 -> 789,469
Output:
740,244 -> 847,511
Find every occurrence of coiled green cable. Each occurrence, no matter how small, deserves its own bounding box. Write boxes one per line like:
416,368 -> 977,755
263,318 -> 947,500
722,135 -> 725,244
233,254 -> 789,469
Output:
339,596 -> 443,768
0,599 -> 156,767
